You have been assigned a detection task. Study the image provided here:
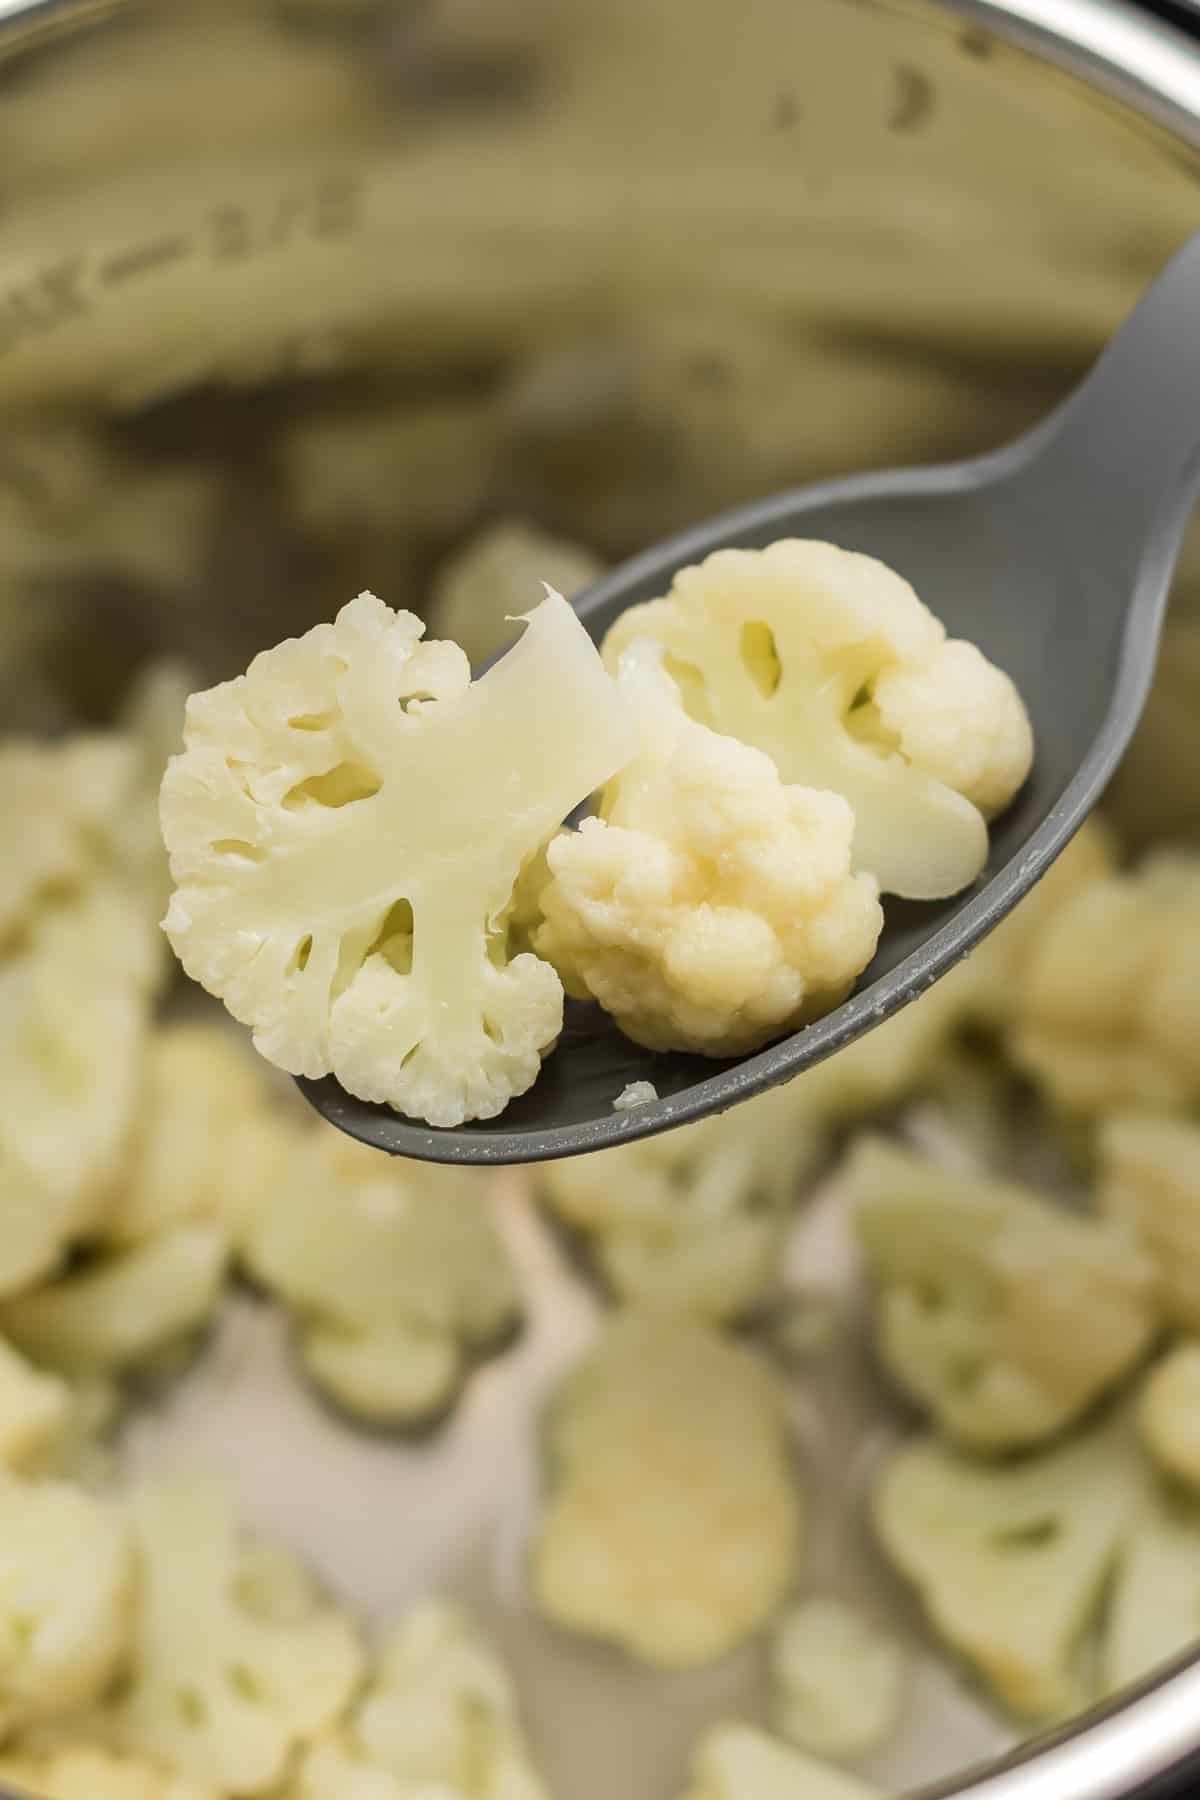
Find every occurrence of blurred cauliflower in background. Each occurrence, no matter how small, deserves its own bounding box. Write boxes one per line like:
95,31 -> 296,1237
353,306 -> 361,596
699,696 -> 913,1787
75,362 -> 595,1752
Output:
1138,1342 -> 1200,1495
679,1724 -> 886,1800
429,517 -> 604,667
1098,1113 -> 1200,1331
769,1597 -> 905,1760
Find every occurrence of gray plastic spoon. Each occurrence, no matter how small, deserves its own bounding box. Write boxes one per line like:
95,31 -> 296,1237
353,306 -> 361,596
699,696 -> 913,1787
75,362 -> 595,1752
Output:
301,229 -> 1200,1165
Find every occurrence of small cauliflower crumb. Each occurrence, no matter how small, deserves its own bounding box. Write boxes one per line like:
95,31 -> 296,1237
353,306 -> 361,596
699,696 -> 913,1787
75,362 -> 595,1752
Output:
1098,1112 -> 1200,1332
680,1724 -> 886,1800
537,639 -> 883,1057
769,1597 -> 905,1759
1139,1343 -> 1200,1495
240,1128 -> 520,1426
849,1137 -> 1158,1450
532,1312 -> 802,1667
613,1080 -> 659,1111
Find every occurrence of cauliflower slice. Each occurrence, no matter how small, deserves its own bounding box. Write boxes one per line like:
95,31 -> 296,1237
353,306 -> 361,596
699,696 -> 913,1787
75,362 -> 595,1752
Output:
1011,853 -> 1200,1118
537,1082 -> 825,1322
1139,1343 -> 1200,1494
100,1479 -> 363,1795
849,1137 -> 1158,1450
291,1598 -> 547,1800
680,1725 -> 886,1800
430,518 -> 604,668
532,1312 -> 802,1667
874,1417 -> 1146,1718
0,1225 -> 229,1376
1101,1479 -> 1200,1696
537,640 -> 883,1056
0,1472 -> 134,1742
769,1598 -> 904,1760
0,1337 -> 72,1473
241,1130 -> 520,1425
161,588 -> 633,1127
1098,1113 -> 1200,1331
602,539 -> 1032,899
0,1745 -> 217,1800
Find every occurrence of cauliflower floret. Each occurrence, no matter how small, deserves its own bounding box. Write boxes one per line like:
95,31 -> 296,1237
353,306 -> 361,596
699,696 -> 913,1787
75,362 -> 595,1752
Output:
430,518 -> 604,668
532,1312 -> 801,1667
103,1022 -> 291,1246
537,1082 -> 825,1322
680,1725 -> 886,1800
1098,1112 -> 1200,1330
1100,1478 -> 1200,1696
849,1137 -> 1158,1450
603,539 -> 1032,899
98,1479 -> 363,1795
290,1598 -> 547,1800
161,588 -> 632,1127
873,1416 -> 1146,1718
1010,853 -> 1200,1118
0,1337 -> 72,1473
1139,1343 -> 1200,1494
0,735 -> 129,944
0,1745 -> 217,1800
769,1598 -> 904,1761
537,641 -> 883,1056
0,1225 -> 229,1376
0,1472 -> 134,1742
240,1130 -> 520,1425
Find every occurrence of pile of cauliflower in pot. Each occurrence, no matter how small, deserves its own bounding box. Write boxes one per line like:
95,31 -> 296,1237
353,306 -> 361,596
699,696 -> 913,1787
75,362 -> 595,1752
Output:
5,445 -> 1200,1800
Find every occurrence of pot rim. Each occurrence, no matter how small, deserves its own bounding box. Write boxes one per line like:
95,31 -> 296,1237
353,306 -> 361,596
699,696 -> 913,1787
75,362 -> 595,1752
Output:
0,0 -> 1199,1795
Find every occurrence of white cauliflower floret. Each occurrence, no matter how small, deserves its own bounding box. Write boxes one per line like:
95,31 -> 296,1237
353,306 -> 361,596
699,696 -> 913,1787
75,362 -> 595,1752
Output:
0,1745 -> 217,1800
0,735 -> 129,943
680,1725 -> 886,1800
1139,1343 -> 1200,1494
0,1225 -> 229,1376
1011,853 -> 1200,1118
241,1130 -> 520,1425
161,588 -> 632,1127
0,1337 -> 72,1473
1098,1113 -> 1200,1331
849,1137 -> 1158,1450
874,1416 -> 1146,1718
290,1598 -> 547,1800
537,641 -> 883,1056
1100,1478 -> 1200,1696
98,1479 -> 363,1795
430,518 -> 604,668
104,1021 -> 290,1245
537,1081 -> 825,1322
603,539 -> 1032,899
532,1312 -> 801,1667
0,1472 -> 134,1742
769,1598 -> 904,1760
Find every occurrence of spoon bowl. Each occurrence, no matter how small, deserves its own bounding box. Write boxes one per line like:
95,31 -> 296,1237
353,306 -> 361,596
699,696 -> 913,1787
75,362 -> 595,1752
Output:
301,230 -> 1200,1164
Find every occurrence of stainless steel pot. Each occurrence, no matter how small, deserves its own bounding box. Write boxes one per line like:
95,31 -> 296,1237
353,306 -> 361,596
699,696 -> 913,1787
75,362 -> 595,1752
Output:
2,2 -> 1200,1797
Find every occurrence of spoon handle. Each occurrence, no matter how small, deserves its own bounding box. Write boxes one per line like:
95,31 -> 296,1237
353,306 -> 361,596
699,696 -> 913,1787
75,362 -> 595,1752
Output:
1021,228 -> 1200,585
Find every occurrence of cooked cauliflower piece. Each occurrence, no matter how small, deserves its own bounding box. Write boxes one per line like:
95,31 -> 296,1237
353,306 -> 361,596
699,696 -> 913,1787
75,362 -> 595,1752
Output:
1098,1113 -> 1200,1331
602,539 -> 1032,900
769,1597 -> 904,1760
0,1225 -> 229,1376
290,1598 -> 547,1800
161,588 -> 632,1127
0,1472 -> 134,1742
849,1137 -> 1158,1450
538,1081 -> 824,1321
1010,853 -> 1200,1118
0,1337 -> 72,1473
874,1416 -> 1146,1718
241,1130 -> 520,1425
1101,1479 -> 1200,1696
537,640 -> 883,1056
680,1725 -> 886,1800
0,1745 -> 217,1800
612,1080 -> 658,1111
0,735 -> 132,944
1139,1343 -> 1200,1494
430,518 -> 605,668
99,1479 -> 363,1795
104,1021 -> 290,1246
532,1312 -> 801,1667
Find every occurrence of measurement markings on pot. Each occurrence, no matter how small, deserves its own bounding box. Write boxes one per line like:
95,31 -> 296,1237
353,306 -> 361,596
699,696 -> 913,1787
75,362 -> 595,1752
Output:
0,172 -> 364,359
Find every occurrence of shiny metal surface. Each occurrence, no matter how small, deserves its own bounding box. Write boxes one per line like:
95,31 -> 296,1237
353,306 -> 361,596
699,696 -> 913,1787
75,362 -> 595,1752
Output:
2,1 -> 1200,1796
